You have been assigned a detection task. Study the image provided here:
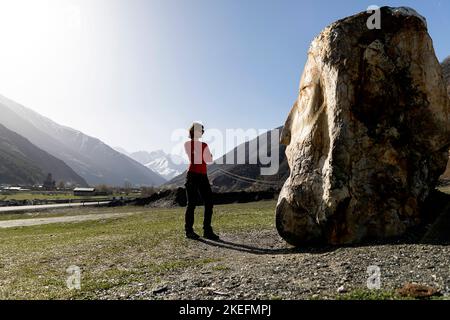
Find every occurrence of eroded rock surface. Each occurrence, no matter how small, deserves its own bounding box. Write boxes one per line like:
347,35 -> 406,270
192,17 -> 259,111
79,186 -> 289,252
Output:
441,57 -> 450,180
442,57 -> 450,93
276,7 -> 450,246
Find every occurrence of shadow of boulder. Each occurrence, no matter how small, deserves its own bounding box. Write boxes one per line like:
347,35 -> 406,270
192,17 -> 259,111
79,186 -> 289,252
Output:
419,190 -> 450,244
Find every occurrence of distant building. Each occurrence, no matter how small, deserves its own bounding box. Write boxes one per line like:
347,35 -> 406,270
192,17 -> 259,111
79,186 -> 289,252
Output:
73,187 -> 96,196
3,186 -> 23,191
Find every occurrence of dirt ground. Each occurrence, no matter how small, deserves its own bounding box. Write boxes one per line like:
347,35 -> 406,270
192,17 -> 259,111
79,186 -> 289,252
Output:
122,229 -> 450,300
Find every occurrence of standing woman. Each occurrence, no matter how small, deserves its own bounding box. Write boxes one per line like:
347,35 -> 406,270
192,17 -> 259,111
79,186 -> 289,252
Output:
184,122 -> 219,240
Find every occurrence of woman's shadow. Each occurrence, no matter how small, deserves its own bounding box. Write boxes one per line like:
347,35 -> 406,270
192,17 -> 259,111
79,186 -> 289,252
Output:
196,231 -> 450,255
196,237 -> 336,255
195,190 -> 450,254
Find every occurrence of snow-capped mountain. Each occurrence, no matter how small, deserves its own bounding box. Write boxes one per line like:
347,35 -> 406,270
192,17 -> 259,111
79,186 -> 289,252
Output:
142,155 -> 186,180
118,149 -> 187,180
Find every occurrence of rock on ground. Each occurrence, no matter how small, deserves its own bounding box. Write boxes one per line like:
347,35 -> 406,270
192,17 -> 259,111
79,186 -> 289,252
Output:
440,57 -> 450,180
276,6 -> 450,246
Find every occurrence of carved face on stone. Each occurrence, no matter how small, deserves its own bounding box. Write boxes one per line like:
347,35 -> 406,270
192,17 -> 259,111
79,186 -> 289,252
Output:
276,6 -> 450,246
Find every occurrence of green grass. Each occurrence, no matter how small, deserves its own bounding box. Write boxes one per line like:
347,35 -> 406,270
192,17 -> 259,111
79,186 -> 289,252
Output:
0,206 -> 147,221
0,200 -> 276,299
2,199 -> 444,300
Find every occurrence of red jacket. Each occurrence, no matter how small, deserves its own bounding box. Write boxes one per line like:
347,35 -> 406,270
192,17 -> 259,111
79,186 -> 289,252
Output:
184,140 -> 213,175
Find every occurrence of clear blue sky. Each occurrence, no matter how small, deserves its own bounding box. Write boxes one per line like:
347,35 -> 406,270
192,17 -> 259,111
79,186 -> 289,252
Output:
0,0 -> 448,155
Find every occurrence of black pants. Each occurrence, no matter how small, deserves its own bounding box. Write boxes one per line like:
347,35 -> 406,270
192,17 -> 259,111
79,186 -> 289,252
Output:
184,171 -> 214,233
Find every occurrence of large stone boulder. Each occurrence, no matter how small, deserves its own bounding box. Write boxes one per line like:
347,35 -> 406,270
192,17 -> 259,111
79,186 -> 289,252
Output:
441,57 -> 450,180
276,7 -> 450,246
443,56 -> 450,92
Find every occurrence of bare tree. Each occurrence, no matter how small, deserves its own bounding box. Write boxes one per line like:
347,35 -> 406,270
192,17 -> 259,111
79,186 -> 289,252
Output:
141,186 -> 156,197
123,180 -> 132,195
96,184 -> 113,195
57,181 -> 65,190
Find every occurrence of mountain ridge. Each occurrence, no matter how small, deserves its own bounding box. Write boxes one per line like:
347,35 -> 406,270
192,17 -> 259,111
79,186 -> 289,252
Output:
118,149 -> 186,181
0,95 -> 165,186
0,123 -> 88,186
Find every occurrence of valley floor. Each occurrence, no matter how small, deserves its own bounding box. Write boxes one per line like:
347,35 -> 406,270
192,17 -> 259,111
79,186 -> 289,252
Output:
0,200 -> 448,300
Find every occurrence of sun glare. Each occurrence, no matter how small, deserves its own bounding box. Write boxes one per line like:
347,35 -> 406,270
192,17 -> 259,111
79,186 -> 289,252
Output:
0,0 -> 82,102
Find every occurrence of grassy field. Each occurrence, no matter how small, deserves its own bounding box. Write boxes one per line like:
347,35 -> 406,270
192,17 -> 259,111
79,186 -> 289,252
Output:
0,198 -> 448,300
0,206 -> 148,221
0,201 -> 275,299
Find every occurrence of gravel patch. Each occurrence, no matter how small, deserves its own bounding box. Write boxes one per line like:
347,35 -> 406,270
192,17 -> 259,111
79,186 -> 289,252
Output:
98,229 -> 450,300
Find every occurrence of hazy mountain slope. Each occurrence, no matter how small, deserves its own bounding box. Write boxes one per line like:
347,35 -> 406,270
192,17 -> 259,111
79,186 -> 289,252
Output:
0,95 -> 165,186
129,150 -> 186,180
114,147 -> 130,156
130,150 -> 164,165
165,127 -> 289,191
0,124 -> 87,186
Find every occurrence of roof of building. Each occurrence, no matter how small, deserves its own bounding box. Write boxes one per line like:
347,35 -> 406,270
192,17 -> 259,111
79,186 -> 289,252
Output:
73,187 -> 95,192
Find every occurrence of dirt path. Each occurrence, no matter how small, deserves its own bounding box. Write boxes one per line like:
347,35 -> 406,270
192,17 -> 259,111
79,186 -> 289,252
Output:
0,201 -> 110,213
0,212 -> 135,228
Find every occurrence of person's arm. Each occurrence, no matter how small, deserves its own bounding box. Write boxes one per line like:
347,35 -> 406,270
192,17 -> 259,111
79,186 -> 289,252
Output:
184,141 -> 194,163
203,144 -> 213,164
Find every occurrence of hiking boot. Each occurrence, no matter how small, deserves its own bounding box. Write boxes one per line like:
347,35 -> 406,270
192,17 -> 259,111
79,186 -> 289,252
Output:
185,230 -> 200,240
203,229 -> 220,241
